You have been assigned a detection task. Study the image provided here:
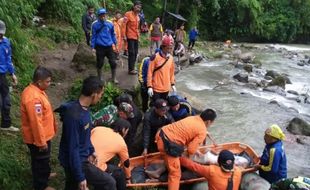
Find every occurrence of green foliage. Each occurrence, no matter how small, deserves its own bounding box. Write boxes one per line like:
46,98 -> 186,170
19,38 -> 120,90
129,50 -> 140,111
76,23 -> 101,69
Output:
67,79 -> 122,112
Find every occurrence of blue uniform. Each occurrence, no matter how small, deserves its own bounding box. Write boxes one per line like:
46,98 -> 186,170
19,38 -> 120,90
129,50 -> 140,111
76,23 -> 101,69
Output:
57,101 -> 95,182
189,29 -> 199,41
0,37 -> 14,74
259,140 -> 287,184
169,96 -> 196,121
91,20 -> 117,49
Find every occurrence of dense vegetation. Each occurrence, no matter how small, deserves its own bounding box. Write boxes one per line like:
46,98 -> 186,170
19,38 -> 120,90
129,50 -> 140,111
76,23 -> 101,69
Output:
1,0 -> 310,189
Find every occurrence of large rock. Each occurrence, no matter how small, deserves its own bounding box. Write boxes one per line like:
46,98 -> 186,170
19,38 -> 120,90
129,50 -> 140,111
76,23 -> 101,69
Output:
243,64 -> 253,73
287,117 -> 310,136
72,43 -> 96,71
268,76 -> 286,88
233,73 -> 249,83
239,52 -> 255,63
265,70 -> 280,79
240,173 -> 270,190
263,86 -> 286,96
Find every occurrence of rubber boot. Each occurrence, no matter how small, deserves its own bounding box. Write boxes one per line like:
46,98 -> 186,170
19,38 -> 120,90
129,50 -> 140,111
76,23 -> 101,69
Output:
111,69 -> 119,84
97,68 -> 104,82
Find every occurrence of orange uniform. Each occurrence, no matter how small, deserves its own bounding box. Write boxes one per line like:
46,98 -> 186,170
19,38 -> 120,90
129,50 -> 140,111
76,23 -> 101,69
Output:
124,11 -> 140,40
119,17 -> 128,52
155,115 -> 207,190
113,18 -> 122,52
91,127 -> 130,178
21,84 -> 57,146
147,53 -> 175,93
180,157 -> 242,190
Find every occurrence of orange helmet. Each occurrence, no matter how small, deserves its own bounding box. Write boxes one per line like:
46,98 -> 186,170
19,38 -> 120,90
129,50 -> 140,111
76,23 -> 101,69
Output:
161,36 -> 173,46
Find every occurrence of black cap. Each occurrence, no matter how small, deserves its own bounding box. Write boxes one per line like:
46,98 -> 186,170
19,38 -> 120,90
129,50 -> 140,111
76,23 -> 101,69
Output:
154,99 -> 168,111
134,1 -> 142,6
218,150 -> 235,171
167,96 -> 180,107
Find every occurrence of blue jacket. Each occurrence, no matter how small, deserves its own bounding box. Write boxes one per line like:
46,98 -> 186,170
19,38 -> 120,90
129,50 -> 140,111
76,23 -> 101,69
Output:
189,29 -> 199,41
169,96 -> 196,121
0,37 -> 15,74
91,19 -> 116,49
138,57 -> 150,86
259,140 -> 287,183
57,101 -> 95,182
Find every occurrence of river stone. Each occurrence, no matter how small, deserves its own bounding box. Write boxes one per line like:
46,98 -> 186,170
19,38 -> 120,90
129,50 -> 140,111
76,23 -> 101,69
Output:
72,43 -> 96,71
235,62 -> 244,69
263,86 -> 286,96
243,64 -> 253,73
305,55 -> 309,59
287,117 -> 310,136
232,49 -> 242,58
282,75 -> 292,84
296,136 -> 310,146
264,76 -> 273,81
191,182 -> 208,190
308,59 -> 310,64
233,73 -> 248,83
287,90 -> 299,96
297,62 -> 305,66
265,70 -> 280,79
268,76 -> 286,88
240,173 -> 270,190
239,52 -> 254,63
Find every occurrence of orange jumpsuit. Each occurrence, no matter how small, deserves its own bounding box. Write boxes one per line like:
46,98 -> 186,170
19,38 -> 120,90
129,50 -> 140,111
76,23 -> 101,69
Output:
119,17 -> 128,52
123,11 -> 140,40
147,52 -> 175,93
112,18 -> 122,53
155,115 -> 207,190
21,84 -> 57,146
180,157 -> 242,190
91,127 -> 130,178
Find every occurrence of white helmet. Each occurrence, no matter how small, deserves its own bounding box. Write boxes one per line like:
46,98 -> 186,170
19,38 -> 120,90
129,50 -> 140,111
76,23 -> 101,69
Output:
0,20 -> 6,34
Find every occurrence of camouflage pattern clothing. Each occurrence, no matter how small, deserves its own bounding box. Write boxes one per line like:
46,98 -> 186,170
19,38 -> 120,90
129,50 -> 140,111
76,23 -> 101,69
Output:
92,105 -> 118,127
271,176 -> 310,190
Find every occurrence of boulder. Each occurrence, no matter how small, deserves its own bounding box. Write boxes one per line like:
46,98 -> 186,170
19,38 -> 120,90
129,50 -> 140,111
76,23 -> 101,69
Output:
222,54 -> 230,59
251,58 -> 262,68
264,76 -> 273,81
232,49 -> 242,58
263,86 -> 286,96
191,182 -> 209,190
240,173 -> 270,190
234,62 -> 244,69
305,55 -> 309,59
287,117 -> 310,136
297,62 -> 305,66
287,90 -> 299,96
243,64 -> 253,73
239,52 -> 255,63
233,73 -> 249,83
308,59 -> 310,64
72,43 -> 96,71
265,70 -> 280,79
282,75 -> 292,84
268,76 -> 286,89
248,77 -> 262,86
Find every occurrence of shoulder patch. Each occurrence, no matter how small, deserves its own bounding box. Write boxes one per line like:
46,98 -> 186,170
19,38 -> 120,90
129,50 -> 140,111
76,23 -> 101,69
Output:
35,103 -> 42,114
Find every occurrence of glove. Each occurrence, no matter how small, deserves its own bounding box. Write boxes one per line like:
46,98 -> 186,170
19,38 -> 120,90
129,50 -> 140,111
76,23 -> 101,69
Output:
147,88 -> 153,97
171,85 -> 177,92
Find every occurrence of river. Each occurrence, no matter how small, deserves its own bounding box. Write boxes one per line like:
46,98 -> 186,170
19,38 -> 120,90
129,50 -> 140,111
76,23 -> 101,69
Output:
176,43 -> 310,177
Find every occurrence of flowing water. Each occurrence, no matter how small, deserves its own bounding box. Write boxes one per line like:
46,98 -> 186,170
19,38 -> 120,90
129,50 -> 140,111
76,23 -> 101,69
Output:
176,44 -> 310,177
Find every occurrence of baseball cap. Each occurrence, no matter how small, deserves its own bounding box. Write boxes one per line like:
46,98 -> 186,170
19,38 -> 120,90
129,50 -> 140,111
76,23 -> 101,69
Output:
118,102 -> 134,118
0,20 -> 6,34
97,8 -> 107,15
218,150 -> 235,171
167,96 -> 180,107
154,99 -> 168,111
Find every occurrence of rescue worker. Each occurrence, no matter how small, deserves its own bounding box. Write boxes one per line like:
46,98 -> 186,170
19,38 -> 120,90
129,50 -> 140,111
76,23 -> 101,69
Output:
112,11 -> 123,60
0,20 -> 18,132
21,66 -> 57,190
155,108 -> 217,190
180,150 -> 242,190
149,17 -> 163,55
57,76 -> 116,190
147,37 -> 176,106
142,98 -> 174,155
124,1 -> 142,75
91,119 -> 132,190
92,102 -> 134,128
258,124 -> 287,184
167,95 -> 196,121
91,8 -> 118,83
82,5 -> 97,46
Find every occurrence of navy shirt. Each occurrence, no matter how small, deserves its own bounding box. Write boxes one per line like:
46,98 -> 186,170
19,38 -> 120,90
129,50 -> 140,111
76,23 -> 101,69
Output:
57,100 -> 95,182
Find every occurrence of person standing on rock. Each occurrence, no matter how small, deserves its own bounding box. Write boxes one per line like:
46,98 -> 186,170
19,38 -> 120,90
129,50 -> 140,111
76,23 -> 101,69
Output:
174,25 -> 186,51
147,37 -> 176,105
124,1 -> 142,75
91,8 -> 118,84
21,66 -> 57,190
0,20 -> 19,132
188,27 -> 199,51
149,17 -> 163,55
82,5 -> 97,46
